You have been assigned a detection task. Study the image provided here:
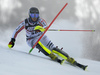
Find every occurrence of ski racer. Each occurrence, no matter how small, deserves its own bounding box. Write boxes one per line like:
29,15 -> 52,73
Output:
8,7 -> 87,70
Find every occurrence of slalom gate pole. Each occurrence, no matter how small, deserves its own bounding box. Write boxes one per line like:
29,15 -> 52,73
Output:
48,29 -> 95,32
29,3 -> 68,53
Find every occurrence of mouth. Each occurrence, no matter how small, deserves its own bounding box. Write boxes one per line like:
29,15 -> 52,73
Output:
32,17 -> 37,21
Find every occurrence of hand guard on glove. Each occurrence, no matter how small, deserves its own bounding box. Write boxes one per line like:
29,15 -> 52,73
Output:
34,26 -> 46,32
8,38 -> 15,48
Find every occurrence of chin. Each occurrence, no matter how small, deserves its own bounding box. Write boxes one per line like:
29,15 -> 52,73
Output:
32,18 -> 37,21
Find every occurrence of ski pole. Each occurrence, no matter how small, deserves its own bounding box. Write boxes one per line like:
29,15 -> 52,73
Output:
48,29 -> 95,32
29,3 -> 68,53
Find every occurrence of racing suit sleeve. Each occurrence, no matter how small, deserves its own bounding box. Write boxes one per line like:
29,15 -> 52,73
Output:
12,21 -> 25,39
39,18 -> 47,29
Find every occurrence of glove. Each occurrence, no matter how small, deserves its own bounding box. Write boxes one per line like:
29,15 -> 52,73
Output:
8,38 -> 15,48
34,26 -> 45,32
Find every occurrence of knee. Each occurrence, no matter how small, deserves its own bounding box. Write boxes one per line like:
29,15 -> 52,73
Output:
36,43 -> 50,56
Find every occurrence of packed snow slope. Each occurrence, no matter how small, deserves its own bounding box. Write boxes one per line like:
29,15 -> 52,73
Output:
0,46 -> 100,75
0,20 -> 99,75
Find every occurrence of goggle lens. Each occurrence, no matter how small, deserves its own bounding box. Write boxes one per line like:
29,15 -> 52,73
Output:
30,13 -> 39,18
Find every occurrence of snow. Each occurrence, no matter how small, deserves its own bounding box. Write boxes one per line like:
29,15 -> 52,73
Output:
0,20 -> 100,75
0,46 -> 100,75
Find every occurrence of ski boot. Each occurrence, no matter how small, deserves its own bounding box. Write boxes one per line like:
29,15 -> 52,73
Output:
49,53 -> 65,65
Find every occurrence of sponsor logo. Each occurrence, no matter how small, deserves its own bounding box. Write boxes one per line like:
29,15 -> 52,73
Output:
27,27 -> 34,32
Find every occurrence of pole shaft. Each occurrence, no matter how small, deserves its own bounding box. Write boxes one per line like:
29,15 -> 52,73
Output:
48,29 -> 95,32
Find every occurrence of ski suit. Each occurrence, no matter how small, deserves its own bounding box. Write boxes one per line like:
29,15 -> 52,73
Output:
12,18 -> 55,54
12,17 -> 75,64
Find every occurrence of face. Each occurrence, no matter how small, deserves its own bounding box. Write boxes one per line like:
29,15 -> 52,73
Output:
30,13 -> 39,21
31,17 -> 37,21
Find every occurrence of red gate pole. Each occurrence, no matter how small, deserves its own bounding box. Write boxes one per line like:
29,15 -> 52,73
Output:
29,3 -> 68,53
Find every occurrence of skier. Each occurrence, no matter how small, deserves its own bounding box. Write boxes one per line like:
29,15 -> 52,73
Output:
8,7 -> 87,70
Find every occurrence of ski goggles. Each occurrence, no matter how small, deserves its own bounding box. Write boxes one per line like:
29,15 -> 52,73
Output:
30,13 -> 39,18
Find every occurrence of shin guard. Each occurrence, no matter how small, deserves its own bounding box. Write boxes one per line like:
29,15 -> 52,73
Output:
52,48 -> 69,59
52,48 -> 76,65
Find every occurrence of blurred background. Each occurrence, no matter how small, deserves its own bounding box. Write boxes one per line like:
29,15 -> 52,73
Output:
0,0 -> 100,61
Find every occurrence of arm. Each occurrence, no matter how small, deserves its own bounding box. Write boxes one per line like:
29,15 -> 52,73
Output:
34,18 -> 48,32
12,21 -> 25,39
8,21 -> 25,48
39,18 -> 47,28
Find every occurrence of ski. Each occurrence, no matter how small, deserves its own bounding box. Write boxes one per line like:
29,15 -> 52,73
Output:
75,62 -> 88,70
